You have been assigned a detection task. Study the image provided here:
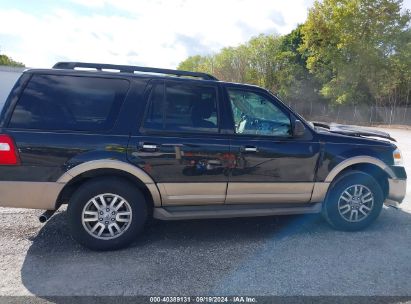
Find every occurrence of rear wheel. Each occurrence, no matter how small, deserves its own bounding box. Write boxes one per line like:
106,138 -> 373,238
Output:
323,171 -> 384,231
67,177 -> 147,250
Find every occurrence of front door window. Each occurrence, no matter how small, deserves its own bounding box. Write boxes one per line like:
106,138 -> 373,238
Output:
228,89 -> 291,137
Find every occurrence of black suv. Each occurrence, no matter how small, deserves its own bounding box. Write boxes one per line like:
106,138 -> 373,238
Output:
0,62 -> 406,250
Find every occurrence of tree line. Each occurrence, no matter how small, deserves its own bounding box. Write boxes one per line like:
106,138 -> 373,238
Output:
178,0 -> 411,111
0,53 -> 24,67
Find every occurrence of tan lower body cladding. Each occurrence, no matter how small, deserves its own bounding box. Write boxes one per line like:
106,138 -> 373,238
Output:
158,183 -> 226,205
0,180 -> 332,210
0,181 -> 65,210
225,182 -> 316,204
157,182 -> 327,206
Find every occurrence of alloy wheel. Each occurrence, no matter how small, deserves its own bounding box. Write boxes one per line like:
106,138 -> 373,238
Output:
81,193 -> 132,240
337,184 -> 374,223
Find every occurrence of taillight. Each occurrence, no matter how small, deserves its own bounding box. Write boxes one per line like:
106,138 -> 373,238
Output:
0,135 -> 20,165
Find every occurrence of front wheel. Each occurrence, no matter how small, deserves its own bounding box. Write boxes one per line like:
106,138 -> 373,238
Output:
67,177 -> 148,251
323,171 -> 384,231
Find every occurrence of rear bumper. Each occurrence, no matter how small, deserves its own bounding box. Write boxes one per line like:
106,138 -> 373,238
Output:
0,181 -> 64,210
385,178 -> 407,207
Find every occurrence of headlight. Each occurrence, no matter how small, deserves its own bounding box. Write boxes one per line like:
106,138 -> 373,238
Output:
393,148 -> 403,166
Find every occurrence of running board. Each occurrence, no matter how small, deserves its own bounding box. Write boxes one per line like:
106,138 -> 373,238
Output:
153,203 -> 322,220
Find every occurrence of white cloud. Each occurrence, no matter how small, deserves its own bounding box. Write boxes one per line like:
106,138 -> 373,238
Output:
0,0 -> 314,68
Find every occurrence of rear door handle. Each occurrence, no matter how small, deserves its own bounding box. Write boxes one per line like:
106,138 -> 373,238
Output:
243,146 -> 258,152
140,143 -> 159,151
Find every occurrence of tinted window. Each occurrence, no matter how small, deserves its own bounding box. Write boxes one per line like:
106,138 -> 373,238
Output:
143,82 -> 218,133
9,74 -> 129,131
229,89 -> 291,137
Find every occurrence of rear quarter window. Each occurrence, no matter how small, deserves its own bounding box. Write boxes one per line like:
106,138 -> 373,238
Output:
8,74 -> 129,131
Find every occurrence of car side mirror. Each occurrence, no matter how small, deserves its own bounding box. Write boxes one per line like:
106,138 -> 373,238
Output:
293,120 -> 306,137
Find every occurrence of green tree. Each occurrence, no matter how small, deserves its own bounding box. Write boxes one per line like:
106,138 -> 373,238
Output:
0,53 -> 24,67
300,0 -> 411,106
246,34 -> 281,90
212,45 -> 250,83
274,25 -> 323,107
178,55 -> 210,73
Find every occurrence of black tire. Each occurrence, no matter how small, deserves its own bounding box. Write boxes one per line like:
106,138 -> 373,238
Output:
67,177 -> 148,251
322,170 -> 384,231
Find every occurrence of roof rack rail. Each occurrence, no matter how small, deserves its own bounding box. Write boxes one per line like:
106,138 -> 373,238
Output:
52,62 -> 218,81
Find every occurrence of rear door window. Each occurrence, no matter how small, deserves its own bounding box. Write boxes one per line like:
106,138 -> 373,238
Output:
8,74 -> 129,131
143,81 -> 219,133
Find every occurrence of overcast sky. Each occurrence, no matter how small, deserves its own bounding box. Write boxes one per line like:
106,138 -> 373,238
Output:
1,0 -> 411,69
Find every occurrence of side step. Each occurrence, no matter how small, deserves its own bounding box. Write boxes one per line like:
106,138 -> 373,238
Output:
153,203 -> 322,221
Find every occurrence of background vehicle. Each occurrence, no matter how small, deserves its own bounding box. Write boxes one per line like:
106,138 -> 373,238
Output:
0,62 -> 406,250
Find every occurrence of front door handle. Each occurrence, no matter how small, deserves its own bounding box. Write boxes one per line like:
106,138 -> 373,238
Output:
243,146 -> 258,152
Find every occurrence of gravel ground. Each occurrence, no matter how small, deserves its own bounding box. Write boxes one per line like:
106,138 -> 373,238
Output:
0,128 -> 410,299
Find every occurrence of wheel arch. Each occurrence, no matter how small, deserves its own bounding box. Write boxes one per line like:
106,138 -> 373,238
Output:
324,156 -> 392,199
56,160 -> 161,209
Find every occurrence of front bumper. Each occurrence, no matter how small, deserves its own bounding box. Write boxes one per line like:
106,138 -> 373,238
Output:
385,178 -> 407,207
